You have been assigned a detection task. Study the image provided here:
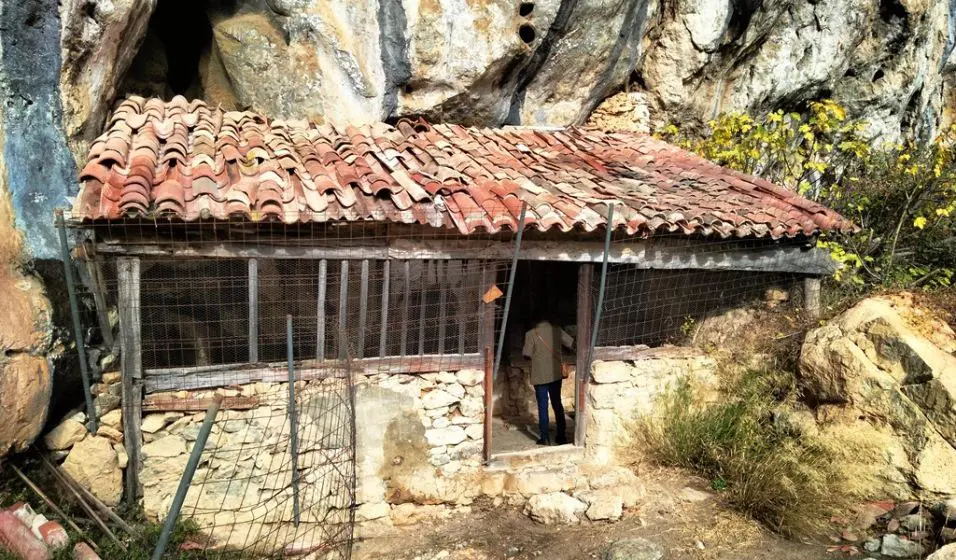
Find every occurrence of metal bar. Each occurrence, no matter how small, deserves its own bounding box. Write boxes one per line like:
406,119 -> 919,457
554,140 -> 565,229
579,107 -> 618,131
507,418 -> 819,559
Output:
437,260 -> 447,354
379,259 -> 390,357
358,259 -> 369,358
493,202 -> 527,380
400,260 -> 410,357
458,260 -> 472,355
483,345 -> 493,463
150,396 -> 221,560
248,258 -> 259,363
116,256 -> 142,501
286,315 -> 301,526
55,210 -> 97,432
317,259 -> 327,361
574,264 -> 594,447
338,260 -> 349,360
586,203 -> 616,379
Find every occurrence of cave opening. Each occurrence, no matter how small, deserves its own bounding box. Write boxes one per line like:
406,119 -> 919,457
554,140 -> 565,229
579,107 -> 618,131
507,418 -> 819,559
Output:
519,2 -> 535,17
120,0 -> 219,100
872,68 -> 885,82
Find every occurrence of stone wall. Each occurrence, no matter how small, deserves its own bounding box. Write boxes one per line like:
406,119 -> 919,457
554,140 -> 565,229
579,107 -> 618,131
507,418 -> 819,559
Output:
585,347 -> 718,464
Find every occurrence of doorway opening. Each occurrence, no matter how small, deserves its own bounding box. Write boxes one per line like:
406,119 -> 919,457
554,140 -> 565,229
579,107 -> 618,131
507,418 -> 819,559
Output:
492,261 -> 580,455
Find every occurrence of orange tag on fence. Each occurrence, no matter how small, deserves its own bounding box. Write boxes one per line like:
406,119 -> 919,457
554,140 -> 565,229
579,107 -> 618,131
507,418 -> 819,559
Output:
482,284 -> 503,303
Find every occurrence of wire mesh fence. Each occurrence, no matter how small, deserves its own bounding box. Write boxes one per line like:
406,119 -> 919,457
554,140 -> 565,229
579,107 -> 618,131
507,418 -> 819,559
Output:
58,202 -> 825,558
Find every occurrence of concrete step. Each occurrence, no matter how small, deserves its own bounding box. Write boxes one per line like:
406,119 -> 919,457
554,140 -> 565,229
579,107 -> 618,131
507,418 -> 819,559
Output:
486,444 -> 585,472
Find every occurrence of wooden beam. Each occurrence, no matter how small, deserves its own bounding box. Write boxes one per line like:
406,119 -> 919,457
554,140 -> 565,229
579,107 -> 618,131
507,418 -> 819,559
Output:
479,262 -> 495,355
116,256 -> 142,503
437,260 -> 447,355
96,239 -> 836,274
379,260 -> 390,358
143,354 -> 483,393
248,258 -> 259,363
804,277 -> 822,319
317,259 -> 327,361
143,395 -> 261,412
574,264 -> 594,448
458,260 -> 473,355
418,261 -> 428,356
338,260 -> 349,359
400,260 -> 410,357
358,259 -> 369,359
592,345 -> 652,361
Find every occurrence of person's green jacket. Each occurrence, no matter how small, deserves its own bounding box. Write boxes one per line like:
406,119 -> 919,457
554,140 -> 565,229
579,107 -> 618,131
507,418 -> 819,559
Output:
522,321 -> 574,386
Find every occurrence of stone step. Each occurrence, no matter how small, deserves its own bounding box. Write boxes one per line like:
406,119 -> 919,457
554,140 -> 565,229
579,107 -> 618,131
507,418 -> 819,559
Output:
486,444 -> 585,472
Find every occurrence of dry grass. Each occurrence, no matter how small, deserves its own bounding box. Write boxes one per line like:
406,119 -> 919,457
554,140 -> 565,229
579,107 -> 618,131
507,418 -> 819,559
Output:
635,370 -> 848,536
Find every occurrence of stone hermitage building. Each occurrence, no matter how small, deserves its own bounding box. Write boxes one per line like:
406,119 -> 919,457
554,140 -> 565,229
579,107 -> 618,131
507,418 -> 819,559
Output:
62,96 -> 850,553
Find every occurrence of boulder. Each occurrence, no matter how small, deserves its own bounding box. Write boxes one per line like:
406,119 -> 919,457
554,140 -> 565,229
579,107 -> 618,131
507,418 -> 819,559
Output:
523,492 -> 586,524
881,534 -> 924,558
43,418 -> 88,451
800,294 -> 956,498
62,436 -> 122,506
100,409 -> 123,431
602,538 -> 664,560
929,543 -> 956,560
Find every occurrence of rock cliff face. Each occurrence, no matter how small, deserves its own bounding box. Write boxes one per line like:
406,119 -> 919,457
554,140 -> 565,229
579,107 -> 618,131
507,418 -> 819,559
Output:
57,0 -> 956,159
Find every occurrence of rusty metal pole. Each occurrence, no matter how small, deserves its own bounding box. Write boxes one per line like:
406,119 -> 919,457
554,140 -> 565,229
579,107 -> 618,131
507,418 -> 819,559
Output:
492,202 -> 527,381
483,345 -> 493,463
287,314 -> 301,526
55,209 -> 97,432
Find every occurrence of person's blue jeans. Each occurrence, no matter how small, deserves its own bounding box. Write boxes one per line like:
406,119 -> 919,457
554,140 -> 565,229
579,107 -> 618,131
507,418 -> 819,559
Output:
534,380 -> 567,443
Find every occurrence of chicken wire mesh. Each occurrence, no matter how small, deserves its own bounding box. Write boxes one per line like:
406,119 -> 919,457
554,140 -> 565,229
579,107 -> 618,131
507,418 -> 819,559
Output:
61,212 -> 515,558
58,205 -> 825,557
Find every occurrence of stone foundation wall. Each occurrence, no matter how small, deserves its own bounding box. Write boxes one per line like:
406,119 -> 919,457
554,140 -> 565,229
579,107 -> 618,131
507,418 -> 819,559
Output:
585,347 -> 718,464
495,363 -> 576,425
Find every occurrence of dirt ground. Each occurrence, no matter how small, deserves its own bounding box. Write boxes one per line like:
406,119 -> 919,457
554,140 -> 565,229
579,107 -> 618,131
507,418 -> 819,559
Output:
354,470 -> 834,560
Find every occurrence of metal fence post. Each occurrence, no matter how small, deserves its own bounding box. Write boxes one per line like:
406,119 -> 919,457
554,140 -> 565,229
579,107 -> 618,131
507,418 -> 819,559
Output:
55,209 -> 97,432
286,315 -> 301,526
492,202 -> 527,380
150,396 -> 221,560
585,203 -> 616,383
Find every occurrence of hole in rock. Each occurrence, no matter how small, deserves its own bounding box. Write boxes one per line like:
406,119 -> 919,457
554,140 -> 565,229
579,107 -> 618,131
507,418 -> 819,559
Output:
518,23 -> 536,44
844,68 -> 857,78
519,2 -> 534,16
872,68 -> 885,82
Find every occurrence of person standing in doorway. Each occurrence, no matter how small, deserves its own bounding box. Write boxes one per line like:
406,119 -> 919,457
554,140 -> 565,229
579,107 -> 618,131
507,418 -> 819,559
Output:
522,317 -> 574,445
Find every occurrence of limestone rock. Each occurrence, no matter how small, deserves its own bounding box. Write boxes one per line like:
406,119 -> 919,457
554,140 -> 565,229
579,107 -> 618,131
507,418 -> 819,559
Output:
591,361 -> 633,384
928,543 -> 956,560
800,294 -> 956,498
425,426 -> 467,447
881,534 -> 924,558
0,352 -> 53,457
586,92 -> 651,134
422,389 -> 460,410
142,435 -> 187,458
523,492 -> 586,525
456,369 -> 483,387
100,409 -> 123,431
62,436 -> 122,506
579,489 -> 624,521
44,418 -> 88,451
602,538 -> 664,560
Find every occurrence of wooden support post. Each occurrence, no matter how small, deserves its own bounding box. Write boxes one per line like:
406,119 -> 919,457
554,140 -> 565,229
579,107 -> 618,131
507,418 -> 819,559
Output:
574,264 -> 594,448
804,277 -> 822,320
479,262 -> 495,354
379,260 -> 390,358
400,260 -> 410,357
248,258 -> 259,363
437,260 -> 447,355
338,260 -> 349,360
358,259 -> 369,359
117,256 -> 143,502
458,260 -> 473,355
317,259 -> 327,361
418,261 -> 428,356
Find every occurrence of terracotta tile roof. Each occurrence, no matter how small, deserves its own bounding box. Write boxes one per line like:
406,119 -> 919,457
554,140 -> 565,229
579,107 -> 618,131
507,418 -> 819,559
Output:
72,96 -> 853,239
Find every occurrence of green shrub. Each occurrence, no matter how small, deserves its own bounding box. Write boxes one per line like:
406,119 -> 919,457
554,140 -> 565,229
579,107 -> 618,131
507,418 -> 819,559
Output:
636,370 -> 844,535
660,101 -> 956,292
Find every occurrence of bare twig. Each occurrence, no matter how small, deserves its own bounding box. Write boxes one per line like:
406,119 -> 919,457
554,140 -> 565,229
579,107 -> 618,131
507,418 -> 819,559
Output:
36,458 -> 126,551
